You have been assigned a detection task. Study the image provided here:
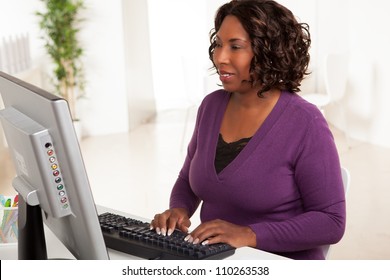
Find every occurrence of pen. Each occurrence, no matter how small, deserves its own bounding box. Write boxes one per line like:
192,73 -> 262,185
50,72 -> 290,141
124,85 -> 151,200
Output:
11,221 -> 18,238
12,195 -> 18,207
0,194 -> 5,206
3,209 -> 18,241
5,198 -> 11,207
1,199 -> 12,231
0,228 -> 6,243
1,204 -> 18,243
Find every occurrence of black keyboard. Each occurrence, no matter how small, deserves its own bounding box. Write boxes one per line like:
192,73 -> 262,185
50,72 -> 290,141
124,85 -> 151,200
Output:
99,212 -> 235,260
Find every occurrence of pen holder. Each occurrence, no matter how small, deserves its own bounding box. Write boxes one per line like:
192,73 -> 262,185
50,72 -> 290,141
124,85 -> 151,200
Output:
0,206 -> 18,244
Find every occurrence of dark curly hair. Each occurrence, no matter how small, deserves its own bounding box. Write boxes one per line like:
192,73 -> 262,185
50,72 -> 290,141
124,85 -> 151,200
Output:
208,0 -> 311,96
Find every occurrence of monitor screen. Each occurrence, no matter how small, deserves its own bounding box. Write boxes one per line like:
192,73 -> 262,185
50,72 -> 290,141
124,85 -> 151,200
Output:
0,71 -> 109,260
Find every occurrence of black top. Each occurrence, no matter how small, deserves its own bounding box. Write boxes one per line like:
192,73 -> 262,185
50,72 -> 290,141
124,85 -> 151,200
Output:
214,133 -> 252,173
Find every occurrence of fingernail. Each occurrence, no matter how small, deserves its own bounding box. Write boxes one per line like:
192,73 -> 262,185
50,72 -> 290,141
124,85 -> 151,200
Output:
161,228 -> 166,236
193,238 -> 199,245
150,225 -> 154,230
202,240 -> 209,246
167,229 -> 173,236
156,227 -> 161,235
184,235 -> 194,243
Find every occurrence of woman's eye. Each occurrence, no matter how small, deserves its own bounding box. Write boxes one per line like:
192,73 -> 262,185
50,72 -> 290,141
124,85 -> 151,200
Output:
231,45 -> 241,50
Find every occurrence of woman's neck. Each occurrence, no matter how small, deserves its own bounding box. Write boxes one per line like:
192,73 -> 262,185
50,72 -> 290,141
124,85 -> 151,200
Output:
230,88 -> 281,109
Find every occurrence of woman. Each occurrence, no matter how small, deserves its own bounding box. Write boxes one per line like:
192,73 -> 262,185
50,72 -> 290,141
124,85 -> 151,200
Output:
151,0 -> 346,260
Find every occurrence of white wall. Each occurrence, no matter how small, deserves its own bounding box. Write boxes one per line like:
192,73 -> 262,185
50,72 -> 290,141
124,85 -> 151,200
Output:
0,0 -> 45,93
147,0 -> 320,110
147,0 -> 210,110
80,0 -> 156,134
2,0 -> 390,148
281,0 -> 390,148
0,0 -> 157,137
0,0 -> 44,152
123,0 -> 156,130
0,0 -> 44,67
78,0 -> 129,136
322,0 -> 390,148
349,0 -> 390,147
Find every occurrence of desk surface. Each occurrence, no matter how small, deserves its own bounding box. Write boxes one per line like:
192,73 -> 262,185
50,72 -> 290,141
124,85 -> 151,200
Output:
0,205 -> 288,260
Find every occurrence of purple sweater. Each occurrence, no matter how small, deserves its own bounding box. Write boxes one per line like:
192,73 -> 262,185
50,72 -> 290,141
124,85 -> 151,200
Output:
170,90 -> 346,260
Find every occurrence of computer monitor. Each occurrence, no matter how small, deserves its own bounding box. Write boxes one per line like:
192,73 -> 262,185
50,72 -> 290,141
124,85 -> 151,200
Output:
0,71 -> 109,260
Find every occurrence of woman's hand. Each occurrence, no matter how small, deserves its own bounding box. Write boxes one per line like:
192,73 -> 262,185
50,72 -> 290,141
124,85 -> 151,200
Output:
150,208 -> 191,236
185,219 -> 257,248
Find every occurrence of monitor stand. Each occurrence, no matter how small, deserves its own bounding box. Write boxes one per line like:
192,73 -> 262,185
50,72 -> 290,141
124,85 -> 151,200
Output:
18,195 -> 48,260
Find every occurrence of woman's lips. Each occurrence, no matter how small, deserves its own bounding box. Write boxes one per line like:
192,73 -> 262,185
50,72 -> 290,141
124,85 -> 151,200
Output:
219,71 -> 234,83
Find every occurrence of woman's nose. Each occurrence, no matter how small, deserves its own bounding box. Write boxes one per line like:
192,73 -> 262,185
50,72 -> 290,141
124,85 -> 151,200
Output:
213,47 -> 230,65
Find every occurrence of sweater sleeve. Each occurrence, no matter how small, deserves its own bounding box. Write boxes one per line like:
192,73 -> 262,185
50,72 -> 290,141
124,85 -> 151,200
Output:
169,105 -> 202,217
249,116 -> 346,253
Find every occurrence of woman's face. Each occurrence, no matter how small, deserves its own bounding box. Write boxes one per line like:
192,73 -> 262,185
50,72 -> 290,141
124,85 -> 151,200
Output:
213,15 -> 256,94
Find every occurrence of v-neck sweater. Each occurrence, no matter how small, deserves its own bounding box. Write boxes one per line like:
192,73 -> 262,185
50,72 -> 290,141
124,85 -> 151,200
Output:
169,89 -> 346,260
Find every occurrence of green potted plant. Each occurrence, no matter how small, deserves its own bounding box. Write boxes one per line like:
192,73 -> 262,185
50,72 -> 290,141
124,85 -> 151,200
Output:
36,0 -> 85,121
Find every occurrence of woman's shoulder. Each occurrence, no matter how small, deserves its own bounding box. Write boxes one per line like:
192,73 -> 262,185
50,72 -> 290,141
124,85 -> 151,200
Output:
198,89 -> 229,110
202,89 -> 228,102
283,91 -> 325,122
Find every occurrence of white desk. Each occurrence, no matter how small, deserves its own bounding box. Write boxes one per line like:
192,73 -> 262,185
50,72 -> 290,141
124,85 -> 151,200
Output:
0,205 -> 288,260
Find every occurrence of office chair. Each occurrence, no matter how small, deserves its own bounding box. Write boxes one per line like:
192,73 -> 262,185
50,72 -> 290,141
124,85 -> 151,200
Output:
303,53 -> 350,147
301,55 -> 331,115
302,53 -> 348,114
322,166 -> 350,259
